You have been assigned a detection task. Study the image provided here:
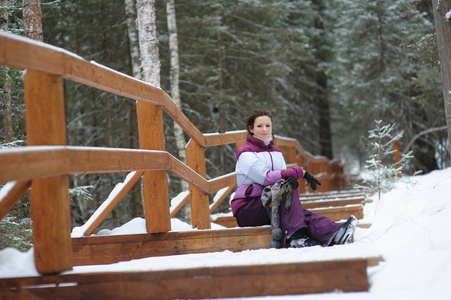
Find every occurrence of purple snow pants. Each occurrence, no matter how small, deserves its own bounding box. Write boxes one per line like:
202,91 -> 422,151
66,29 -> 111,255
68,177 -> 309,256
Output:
234,189 -> 341,245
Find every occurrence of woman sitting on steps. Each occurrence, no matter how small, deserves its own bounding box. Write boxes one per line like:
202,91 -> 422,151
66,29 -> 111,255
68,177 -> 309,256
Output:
230,109 -> 357,248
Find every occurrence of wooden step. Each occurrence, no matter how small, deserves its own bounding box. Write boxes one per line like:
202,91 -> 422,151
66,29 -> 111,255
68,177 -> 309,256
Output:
213,215 -> 371,229
72,227 -> 273,266
310,204 -> 363,221
301,196 -> 365,209
213,204 -> 363,228
299,191 -> 366,201
300,189 -> 363,197
0,258 -> 375,299
212,215 -> 240,228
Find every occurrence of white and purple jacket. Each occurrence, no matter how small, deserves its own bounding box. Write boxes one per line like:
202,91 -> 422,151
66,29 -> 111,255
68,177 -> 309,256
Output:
231,134 -> 301,215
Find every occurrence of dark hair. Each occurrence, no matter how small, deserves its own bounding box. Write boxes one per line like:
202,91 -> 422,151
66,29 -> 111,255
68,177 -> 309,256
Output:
245,109 -> 273,135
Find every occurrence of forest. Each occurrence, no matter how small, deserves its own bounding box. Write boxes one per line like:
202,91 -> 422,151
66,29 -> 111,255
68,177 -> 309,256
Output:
1,0 -> 449,249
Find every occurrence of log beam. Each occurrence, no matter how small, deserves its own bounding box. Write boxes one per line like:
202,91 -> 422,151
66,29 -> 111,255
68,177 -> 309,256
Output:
23,70 -> 72,274
0,258 -> 371,299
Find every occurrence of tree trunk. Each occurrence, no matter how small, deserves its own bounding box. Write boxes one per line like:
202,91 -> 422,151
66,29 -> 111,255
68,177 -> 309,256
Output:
432,0 -> 451,162
136,0 -> 160,87
22,0 -> 43,41
166,0 -> 188,190
217,6 -> 225,175
313,0 -> 333,159
124,0 -> 142,80
1,0 -> 13,144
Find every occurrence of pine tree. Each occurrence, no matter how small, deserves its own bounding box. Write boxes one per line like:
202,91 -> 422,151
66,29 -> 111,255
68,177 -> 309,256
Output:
357,120 -> 415,200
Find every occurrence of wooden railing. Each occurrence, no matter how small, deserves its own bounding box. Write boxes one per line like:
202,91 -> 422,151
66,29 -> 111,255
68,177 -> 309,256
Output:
0,32 -> 345,275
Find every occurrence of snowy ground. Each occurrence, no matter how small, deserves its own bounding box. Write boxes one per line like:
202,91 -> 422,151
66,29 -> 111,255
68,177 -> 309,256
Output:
1,168 -> 451,299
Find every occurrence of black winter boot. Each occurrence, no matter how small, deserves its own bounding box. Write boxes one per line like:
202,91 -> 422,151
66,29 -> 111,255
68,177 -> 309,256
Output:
328,215 -> 358,246
289,228 -> 321,248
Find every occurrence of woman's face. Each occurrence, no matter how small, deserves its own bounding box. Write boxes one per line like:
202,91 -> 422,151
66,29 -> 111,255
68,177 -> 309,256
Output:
250,116 -> 272,140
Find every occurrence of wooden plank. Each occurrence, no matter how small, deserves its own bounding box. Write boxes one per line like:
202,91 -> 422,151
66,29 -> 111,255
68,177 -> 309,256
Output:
203,130 -> 247,147
299,190 -> 364,199
170,191 -> 191,218
310,205 -> 363,221
207,172 -> 237,193
0,147 -> 182,184
166,151 -> 210,192
23,70 -> 73,275
0,258 -> 369,299
0,181 -> 31,222
214,216 -> 371,230
301,196 -> 365,209
136,102 -> 171,234
393,140 -> 402,177
71,227 -> 272,266
0,33 -> 65,75
212,215 -> 238,228
300,194 -> 365,202
209,185 -> 235,213
0,146 -> 230,195
81,171 -> 144,236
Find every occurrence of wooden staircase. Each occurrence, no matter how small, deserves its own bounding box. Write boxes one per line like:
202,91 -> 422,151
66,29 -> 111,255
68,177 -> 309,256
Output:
0,33 -> 380,299
213,189 -> 369,228
0,190 -> 380,299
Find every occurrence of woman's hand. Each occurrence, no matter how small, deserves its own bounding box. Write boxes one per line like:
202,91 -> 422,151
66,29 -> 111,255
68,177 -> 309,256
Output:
281,166 -> 303,180
303,172 -> 321,190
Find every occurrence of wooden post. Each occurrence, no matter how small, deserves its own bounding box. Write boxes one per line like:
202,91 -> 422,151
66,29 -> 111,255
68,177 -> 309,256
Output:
286,146 -> 296,164
393,140 -> 402,178
325,160 -> 332,191
275,144 -> 284,157
186,140 -> 211,229
331,160 -> 344,190
136,102 -> 171,233
24,70 -> 73,274
432,0 -> 451,162
317,159 -> 325,192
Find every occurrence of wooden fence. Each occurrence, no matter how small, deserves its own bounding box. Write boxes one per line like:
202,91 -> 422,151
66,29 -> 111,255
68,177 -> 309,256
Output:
0,32 -> 345,275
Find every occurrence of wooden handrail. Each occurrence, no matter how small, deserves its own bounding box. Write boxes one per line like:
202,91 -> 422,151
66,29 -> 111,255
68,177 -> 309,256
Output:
0,146 -> 237,194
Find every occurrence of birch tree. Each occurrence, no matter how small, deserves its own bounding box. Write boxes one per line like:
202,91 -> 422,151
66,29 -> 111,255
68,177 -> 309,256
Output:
124,0 -> 142,80
166,0 -> 188,191
136,0 -> 159,87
